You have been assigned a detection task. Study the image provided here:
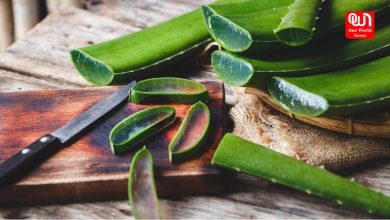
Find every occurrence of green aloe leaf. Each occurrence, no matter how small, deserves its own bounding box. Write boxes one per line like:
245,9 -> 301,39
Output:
268,55 -> 390,117
129,77 -> 209,104
274,0 -> 324,46
71,0 -> 246,86
71,9 -> 209,86
211,21 -> 390,87
212,134 -> 390,217
168,102 -> 210,163
128,147 -> 161,219
109,106 -> 175,154
203,0 -> 390,52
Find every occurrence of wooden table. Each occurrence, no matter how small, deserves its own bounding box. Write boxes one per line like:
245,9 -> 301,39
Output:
0,0 -> 389,218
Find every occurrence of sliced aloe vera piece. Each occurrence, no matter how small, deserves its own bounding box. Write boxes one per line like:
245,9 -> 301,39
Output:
213,134 -> 390,217
168,102 -> 210,163
203,0 -> 390,52
129,147 -> 161,219
268,55 -> 390,117
212,21 -> 390,87
129,77 -> 209,104
109,106 -> 175,154
274,0 -> 324,46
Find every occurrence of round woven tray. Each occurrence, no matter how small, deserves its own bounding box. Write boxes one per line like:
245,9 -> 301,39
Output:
245,87 -> 390,139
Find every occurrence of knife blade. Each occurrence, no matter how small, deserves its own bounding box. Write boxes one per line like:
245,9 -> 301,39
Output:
0,81 -> 136,184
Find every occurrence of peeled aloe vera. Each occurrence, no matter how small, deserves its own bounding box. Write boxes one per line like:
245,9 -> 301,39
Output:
268,56 -> 390,117
169,102 -> 210,163
212,134 -> 390,217
203,0 -> 390,51
129,77 -> 209,104
129,147 -> 161,219
212,21 -> 390,87
109,106 -> 175,154
274,0 -> 324,46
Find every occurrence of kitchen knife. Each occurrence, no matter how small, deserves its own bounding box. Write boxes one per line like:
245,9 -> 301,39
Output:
0,81 -> 136,184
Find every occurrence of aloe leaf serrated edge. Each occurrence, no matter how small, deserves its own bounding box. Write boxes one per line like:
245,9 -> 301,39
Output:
212,134 -> 390,217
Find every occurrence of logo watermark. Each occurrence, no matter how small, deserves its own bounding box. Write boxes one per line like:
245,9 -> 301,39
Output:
345,11 -> 375,39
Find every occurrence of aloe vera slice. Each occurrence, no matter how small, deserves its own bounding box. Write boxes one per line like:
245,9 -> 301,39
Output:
212,21 -> 390,87
268,55 -> 390,117
203,0 -> 390,52
274,0 -> 324,46
109,106 -> 175,154
128,147 -> 161,219
129,77 -> 209,104
168,102 -> 210,163
212,134 -> 390,217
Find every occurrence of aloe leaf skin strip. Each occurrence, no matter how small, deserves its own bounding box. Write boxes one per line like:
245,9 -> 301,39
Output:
211,21 -> 390,87
129,77 -> 209,104
109,106 -> 175,154
274,0 -> 325,46
268,55 -> 390,117
169,102 -> 210,163
203,0 -> 390,52
212,134 -> 390,217
71,0 -> 244,86
128,147 -> 161,220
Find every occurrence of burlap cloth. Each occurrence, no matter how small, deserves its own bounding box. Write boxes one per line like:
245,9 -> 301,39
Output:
231,91 -> 390,170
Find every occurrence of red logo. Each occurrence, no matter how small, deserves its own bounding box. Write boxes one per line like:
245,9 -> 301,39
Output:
345,11 -> 375,39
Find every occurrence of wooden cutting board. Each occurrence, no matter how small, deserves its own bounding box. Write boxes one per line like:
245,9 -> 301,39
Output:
0,81 -> 225,206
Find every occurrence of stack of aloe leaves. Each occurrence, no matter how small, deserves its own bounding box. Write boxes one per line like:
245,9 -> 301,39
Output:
71,0 -> 390,218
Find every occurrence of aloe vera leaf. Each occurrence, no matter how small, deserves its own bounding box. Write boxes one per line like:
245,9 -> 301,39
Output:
71,0 -> 245,86
268,56 -> 390,117
274,0 -> 324,46
129,77 -> 209,104
211,21 -> 390,87
212,134 -> 390,217
71,9 -> 209,86
203,0 -> 390,52
109,106 -> 175,154
128,147 -> 161,219
168,102 -> 210,163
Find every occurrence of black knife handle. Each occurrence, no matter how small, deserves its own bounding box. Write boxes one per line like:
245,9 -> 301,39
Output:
0,134 -> 61,185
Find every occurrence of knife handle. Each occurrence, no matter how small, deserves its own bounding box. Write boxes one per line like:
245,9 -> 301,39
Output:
0,134 -> 61,185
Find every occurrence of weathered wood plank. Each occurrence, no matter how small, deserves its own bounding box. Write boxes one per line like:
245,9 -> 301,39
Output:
0,69 -> 71,92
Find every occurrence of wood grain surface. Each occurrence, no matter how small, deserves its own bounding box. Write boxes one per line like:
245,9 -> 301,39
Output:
0,0 -> 389,218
